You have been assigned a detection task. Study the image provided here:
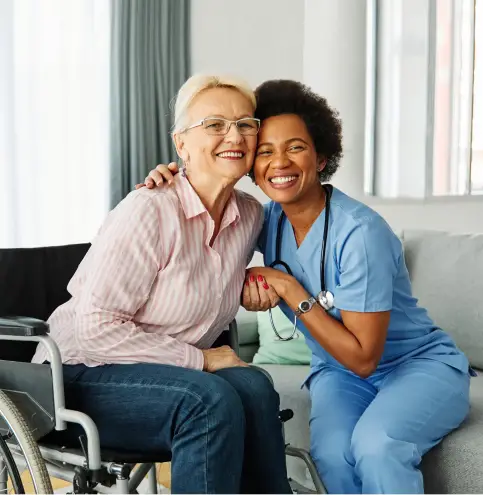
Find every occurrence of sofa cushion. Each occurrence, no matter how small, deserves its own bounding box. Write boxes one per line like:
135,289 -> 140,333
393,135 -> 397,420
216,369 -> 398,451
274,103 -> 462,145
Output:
421,374 -> 483,493
402,230 -> 483,369
253,307 -> 312,365
257,364 -> 312,485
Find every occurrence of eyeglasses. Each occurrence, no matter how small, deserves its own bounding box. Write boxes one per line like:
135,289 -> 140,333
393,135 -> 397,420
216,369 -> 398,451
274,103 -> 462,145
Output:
181,117 -> 261,136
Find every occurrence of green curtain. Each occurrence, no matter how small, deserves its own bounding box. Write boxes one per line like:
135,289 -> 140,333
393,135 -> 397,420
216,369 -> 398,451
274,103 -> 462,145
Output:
110,0 -> 190,207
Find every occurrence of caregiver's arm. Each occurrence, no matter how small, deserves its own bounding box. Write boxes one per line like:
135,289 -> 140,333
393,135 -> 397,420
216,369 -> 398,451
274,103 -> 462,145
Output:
247,218 -> 399,378
245,266 -> 388,378
74,192 -> 207,370
279,279 -> 389,378
135,162 -> 179,189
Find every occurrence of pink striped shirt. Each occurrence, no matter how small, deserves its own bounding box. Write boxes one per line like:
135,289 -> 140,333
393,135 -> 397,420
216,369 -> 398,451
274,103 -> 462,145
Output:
32,175 -> 263,370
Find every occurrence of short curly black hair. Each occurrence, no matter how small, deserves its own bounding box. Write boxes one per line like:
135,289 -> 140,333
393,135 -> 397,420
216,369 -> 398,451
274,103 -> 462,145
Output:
251,80 -> 343,182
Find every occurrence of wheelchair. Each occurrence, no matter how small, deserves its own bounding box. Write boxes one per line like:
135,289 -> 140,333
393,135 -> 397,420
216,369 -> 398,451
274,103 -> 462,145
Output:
0,243 -> 325,494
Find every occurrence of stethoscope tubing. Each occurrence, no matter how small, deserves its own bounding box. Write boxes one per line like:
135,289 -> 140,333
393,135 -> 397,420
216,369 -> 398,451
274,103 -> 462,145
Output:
269,184 -> 334,341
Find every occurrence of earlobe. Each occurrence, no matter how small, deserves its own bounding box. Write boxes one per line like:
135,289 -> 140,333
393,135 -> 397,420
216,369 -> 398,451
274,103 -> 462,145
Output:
173,133 -> 183,156
317,157 -> 327,173
174,133 -> 189,163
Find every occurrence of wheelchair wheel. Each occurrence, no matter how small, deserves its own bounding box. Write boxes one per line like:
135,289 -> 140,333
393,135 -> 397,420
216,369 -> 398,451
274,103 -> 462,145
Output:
0,390 -> 52,494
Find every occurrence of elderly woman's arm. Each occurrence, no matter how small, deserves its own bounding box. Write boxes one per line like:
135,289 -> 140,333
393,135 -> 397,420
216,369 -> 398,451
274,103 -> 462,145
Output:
73,192 -> 206,369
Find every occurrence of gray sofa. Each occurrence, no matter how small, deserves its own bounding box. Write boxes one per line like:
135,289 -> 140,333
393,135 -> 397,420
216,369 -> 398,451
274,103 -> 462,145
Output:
236,230 -> 483,493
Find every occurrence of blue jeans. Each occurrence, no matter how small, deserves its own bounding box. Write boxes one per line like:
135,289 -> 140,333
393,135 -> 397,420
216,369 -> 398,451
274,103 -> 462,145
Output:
49,363 -> 291,494
308,359 -> 470,494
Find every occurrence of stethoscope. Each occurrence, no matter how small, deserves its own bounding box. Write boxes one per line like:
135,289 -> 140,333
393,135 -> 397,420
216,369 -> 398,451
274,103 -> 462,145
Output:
269,184 -> 334,341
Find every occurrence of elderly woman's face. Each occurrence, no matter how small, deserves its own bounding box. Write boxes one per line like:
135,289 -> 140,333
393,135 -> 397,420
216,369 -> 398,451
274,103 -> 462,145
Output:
176,87 -> 257,182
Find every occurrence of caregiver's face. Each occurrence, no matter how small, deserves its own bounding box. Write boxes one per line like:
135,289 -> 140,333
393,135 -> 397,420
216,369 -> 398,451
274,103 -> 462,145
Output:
175,87 -> 258,182
254,114 -> 322,205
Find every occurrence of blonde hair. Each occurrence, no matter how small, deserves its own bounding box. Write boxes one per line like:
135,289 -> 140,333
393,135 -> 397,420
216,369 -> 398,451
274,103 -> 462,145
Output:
172,74 -> 256,133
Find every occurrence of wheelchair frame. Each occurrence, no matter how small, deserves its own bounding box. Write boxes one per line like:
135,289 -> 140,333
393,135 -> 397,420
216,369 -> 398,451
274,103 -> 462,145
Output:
0,321 -> 326,494
0,333 -> 158,494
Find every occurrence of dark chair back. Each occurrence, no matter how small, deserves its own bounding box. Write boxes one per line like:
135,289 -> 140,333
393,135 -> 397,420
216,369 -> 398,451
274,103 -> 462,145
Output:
0,243 -> 91,361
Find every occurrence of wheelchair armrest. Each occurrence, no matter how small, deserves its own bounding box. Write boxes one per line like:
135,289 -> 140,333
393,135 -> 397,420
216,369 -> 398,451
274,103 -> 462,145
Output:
0,316 -> 49,337
228,320 -> 240,356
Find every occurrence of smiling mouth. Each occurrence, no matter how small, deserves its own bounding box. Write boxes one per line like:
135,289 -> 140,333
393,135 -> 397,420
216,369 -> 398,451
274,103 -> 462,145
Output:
269,175 -> 298,184
216,151 -> 245,159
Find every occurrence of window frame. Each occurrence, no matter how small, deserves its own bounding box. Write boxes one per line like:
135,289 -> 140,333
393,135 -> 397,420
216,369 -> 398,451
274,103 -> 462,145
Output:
364,0 -> 479,200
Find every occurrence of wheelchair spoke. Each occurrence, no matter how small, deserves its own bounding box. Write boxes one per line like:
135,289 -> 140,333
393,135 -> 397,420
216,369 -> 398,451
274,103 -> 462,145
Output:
0,391 -> 52,494
0,430 -> 36,494
0,461 -> 11,494
2,440 -> 46,494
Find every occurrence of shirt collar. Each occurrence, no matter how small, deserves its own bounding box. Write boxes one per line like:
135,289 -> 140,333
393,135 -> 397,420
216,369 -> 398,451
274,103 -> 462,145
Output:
175,174 -> 241,227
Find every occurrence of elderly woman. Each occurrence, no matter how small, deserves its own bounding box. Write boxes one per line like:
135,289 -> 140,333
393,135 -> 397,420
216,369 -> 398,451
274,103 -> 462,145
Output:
143,79 -> 471,494
31,74 -> 291,494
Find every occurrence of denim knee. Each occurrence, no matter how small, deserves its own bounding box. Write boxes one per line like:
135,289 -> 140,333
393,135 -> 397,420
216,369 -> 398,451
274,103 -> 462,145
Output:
216,366 -> 281,414
244,367 -> 280,407
193,373 -> 246,431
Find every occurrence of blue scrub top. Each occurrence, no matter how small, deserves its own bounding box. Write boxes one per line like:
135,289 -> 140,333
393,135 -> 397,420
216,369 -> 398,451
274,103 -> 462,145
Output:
257,187 -> 470,376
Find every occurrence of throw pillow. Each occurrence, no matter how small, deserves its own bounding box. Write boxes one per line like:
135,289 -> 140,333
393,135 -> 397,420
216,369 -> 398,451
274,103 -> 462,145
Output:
252,306 -> 312,365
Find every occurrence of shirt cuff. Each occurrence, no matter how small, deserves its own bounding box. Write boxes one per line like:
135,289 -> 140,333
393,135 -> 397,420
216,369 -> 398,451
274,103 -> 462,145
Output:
183,345 -> 205,370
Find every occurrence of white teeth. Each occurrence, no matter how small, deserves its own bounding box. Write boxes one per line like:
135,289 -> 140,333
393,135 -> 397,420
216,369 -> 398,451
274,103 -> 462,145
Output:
270,176 -> 297,184
218,151 -> 244,158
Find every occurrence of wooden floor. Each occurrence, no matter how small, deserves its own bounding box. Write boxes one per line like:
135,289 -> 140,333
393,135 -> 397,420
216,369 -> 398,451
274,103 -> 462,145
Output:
157,463 -> 171,489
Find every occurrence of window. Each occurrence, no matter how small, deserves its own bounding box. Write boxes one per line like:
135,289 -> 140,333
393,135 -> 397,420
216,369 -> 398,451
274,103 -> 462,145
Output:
0,0 -> 110,248
365,0 -> 481,198
471,0 -> 483,193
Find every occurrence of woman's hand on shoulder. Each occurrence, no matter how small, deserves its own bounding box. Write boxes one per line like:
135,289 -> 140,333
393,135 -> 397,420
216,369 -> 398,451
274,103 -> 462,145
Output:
135,162 -> 180,190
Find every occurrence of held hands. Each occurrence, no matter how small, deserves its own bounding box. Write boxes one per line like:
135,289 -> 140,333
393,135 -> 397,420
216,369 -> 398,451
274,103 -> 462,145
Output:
242,267 -> 294,312
135,162 -> 180,190
201,345 -> 248,372
242,271 -> 280,311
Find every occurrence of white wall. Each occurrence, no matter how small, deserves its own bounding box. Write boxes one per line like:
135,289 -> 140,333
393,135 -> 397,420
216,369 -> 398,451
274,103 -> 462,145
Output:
190,0 -> 304,204
368,198 -> 483,234
190,0 -> 483,234
303,0 -> 367,200
190,0 -> 305,89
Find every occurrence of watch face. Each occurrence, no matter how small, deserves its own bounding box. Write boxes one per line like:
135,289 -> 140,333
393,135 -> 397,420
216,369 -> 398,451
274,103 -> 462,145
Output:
300,301 -> 311,312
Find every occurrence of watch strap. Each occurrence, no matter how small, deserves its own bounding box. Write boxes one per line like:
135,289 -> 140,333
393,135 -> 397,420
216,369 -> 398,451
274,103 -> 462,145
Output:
294,296 -> 317,317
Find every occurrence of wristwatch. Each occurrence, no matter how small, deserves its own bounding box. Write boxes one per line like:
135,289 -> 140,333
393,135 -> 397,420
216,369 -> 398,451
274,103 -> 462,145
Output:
294,296 -> 317,317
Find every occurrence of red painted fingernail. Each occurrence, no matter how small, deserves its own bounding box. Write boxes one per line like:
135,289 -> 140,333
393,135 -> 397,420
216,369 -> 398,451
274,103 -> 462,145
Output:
263,283 -> 269,290
245,281 -> 249,287
257,275 -> 264,282
249,275 -> 255,282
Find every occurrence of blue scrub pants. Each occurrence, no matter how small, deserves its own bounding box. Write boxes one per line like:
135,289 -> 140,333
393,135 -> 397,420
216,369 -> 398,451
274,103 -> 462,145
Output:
308,359 -> 470,494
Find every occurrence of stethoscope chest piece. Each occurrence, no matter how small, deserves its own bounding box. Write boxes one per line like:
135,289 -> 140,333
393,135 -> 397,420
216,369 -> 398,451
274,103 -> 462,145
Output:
317,290 -> 334,311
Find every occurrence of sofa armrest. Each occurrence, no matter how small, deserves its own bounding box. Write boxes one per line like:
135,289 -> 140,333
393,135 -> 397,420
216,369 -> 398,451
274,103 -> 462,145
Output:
0,316 -> 49,337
